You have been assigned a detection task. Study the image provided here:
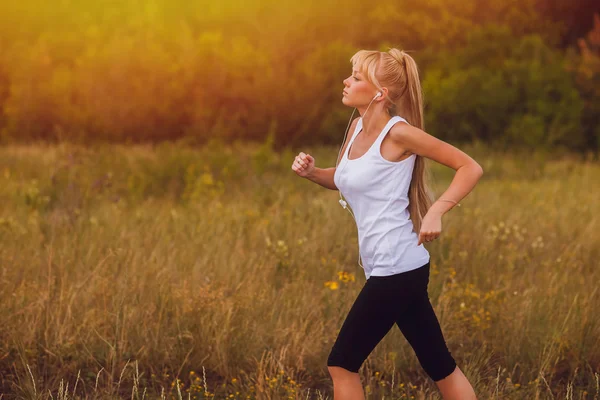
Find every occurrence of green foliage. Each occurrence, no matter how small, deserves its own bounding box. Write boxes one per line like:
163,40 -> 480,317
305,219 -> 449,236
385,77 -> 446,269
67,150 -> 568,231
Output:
423,27 -> 585,150
565,14 -> 600,156
0,1 -> 596,153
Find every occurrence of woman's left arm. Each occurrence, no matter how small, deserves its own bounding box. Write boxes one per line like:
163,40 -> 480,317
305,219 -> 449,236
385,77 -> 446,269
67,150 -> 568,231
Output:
389,123 -> 484,244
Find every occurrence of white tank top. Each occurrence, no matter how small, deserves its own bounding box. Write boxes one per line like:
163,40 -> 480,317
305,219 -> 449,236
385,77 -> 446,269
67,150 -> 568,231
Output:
333,115 -> 430,279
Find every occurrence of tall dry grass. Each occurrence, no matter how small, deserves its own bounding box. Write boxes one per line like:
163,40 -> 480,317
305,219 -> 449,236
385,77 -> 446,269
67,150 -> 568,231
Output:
0,140 -> 598,399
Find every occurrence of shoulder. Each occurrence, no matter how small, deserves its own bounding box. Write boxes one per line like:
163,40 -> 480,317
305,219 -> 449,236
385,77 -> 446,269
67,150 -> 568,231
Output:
343,117 -> 361,143
387,118 -> 437,155
388,119 -> 484,172
388,118 -> 417,145
337,117 -> 362,166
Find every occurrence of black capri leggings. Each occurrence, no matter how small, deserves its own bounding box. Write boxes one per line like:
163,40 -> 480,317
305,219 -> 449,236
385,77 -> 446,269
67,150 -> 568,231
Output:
327,261 -> 457,381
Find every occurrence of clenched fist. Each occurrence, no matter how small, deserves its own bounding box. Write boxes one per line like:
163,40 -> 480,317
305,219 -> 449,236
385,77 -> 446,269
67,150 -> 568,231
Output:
291,152 -> 315,178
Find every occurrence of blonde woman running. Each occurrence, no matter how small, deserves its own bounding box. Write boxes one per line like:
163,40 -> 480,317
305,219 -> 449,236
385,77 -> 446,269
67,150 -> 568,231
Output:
292,48 -> 482,400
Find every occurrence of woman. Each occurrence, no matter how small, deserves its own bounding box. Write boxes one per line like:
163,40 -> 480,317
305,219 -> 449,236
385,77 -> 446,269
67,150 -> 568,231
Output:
291,48 -> 481,400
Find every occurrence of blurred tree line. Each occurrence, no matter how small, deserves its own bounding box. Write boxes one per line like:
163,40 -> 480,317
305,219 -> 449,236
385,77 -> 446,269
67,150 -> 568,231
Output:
0,0 -> 598,154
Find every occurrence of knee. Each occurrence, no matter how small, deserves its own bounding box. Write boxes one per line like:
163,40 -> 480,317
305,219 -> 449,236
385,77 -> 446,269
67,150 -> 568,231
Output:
327,350 -> 362,376
327,365 -> 360,380
423,355 -> 457,382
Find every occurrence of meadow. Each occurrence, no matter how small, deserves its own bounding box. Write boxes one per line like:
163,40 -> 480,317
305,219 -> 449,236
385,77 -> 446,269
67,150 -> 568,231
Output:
0,140 -> 599,399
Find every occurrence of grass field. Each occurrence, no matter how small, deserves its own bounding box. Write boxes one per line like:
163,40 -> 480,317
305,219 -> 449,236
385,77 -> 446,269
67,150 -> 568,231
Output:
0,141 -> 599,399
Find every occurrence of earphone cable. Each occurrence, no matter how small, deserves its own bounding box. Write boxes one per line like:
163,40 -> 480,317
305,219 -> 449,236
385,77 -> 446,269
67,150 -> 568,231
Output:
335,93 -> 383,271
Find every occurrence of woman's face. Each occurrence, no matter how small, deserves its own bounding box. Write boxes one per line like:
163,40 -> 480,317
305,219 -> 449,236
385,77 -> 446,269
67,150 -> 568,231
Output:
342,68 -> 375,106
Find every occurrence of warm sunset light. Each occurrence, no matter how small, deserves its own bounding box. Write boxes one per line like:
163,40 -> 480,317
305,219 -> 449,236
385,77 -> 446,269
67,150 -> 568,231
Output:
0,0 -> 598,150
0,1 -> 599,399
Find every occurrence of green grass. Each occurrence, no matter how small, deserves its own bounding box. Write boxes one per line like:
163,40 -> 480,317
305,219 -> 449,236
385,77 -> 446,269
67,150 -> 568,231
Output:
0,141 -> 599,399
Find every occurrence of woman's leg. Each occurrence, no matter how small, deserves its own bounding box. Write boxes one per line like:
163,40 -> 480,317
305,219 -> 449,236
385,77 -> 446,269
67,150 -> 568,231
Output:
394,264 -> 476,399
434,366 -> 477,400
326,276 -> 401,399
327,367 -> 365,400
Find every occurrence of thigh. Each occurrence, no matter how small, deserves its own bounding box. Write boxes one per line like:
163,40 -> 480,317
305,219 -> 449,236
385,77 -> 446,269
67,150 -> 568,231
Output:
394,270 -> 456,381
327,278 -> 399,372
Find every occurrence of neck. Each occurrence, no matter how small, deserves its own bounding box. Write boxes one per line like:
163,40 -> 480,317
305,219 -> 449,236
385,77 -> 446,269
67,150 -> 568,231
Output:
358,107 -> 392,137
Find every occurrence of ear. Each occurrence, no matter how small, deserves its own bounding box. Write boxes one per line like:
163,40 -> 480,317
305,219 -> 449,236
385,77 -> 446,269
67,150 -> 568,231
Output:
377,87 -> 389,101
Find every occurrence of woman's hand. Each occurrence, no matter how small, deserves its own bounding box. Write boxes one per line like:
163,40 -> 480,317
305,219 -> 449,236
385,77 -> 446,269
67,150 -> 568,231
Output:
291,152 -> 315,178
418,211 -> 443,245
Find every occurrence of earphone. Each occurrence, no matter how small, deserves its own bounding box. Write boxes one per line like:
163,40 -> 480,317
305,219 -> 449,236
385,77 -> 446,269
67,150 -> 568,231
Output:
335,90 -> 383,270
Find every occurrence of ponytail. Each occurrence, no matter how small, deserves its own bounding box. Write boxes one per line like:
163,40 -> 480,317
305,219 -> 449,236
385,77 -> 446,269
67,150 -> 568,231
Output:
400,52 -> 424,130
388,49 -> 433,234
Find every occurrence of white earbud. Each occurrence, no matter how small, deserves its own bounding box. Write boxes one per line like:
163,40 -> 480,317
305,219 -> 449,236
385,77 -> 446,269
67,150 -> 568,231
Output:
373,91 -> 382,99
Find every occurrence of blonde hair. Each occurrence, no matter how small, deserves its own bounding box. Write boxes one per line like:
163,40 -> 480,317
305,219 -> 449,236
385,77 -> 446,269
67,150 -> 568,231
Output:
349,48 -> 434,234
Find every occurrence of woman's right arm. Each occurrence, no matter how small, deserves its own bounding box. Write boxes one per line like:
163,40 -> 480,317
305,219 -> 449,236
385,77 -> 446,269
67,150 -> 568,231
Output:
294,117 -> 360,190
304,167 -> 337,190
